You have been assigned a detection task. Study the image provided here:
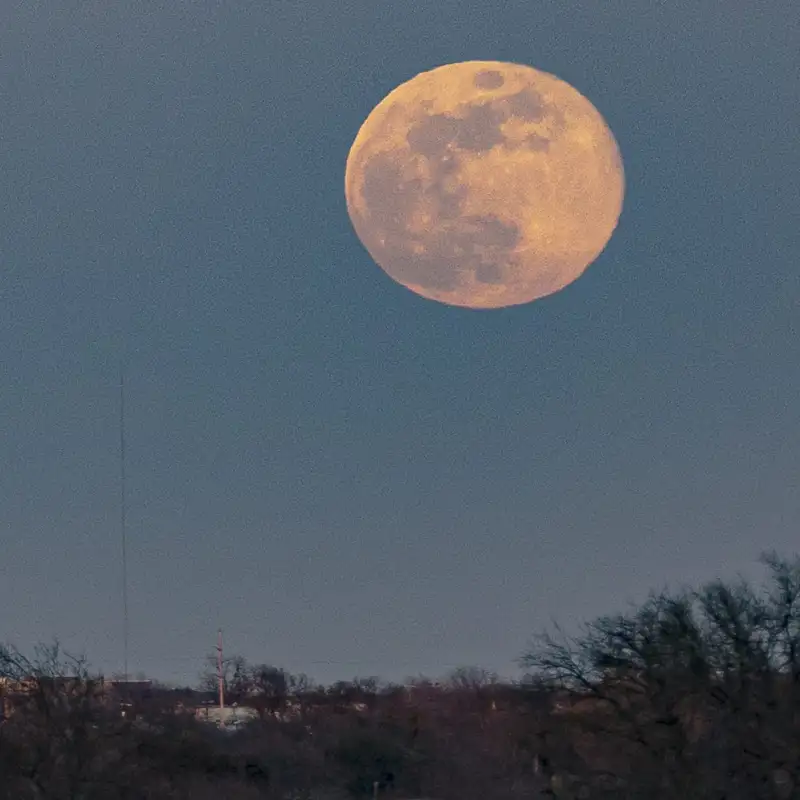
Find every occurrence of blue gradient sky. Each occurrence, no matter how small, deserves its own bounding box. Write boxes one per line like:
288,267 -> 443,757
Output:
1,1 -> 798,685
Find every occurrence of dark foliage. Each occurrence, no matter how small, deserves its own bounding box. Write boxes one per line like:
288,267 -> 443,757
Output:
1,551 -> 798,799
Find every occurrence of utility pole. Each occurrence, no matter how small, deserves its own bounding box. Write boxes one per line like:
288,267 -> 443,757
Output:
217,629 -> 224,711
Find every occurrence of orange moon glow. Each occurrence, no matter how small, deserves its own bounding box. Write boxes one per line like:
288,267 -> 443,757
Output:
344,61 -> 625,308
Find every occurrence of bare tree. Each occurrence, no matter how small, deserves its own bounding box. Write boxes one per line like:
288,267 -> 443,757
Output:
519,551 -> 800,798
197,652 -> 249,705
445,666 -> 500,690
242,664 -> 290,719
0,641 -> 134,799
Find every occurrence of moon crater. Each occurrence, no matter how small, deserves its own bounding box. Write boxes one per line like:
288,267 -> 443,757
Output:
345,61 -> 624,308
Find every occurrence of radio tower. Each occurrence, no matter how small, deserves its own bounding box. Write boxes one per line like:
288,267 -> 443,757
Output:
119,369 -> 129,683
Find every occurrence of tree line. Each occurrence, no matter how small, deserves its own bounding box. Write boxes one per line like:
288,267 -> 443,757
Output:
1,550 -> 799,799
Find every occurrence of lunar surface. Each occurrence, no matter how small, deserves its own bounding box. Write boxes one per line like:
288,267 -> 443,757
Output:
344,61 -> 625,308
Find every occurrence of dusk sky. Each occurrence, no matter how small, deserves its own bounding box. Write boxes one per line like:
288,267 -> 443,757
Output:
1,1 -> 797,686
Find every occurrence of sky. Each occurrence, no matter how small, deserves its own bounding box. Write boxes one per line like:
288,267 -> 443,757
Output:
0,0 -> 798,687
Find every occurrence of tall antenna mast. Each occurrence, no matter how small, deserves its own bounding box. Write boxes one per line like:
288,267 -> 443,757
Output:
120,368 -> 129,683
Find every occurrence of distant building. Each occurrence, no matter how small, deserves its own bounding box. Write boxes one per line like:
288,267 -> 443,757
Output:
195,704 -> 257,730
0,675 -> 157,720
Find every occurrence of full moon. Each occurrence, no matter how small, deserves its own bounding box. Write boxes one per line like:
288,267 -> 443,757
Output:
344,61 -> 625,308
